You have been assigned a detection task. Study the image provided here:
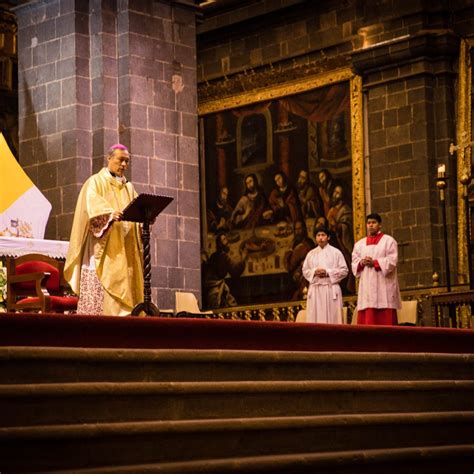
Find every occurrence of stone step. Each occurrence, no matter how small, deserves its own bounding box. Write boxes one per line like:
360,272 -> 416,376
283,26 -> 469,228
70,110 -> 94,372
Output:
2,380 -> 474,427
1,347 -> 473,383
1,412 -> 473,472
42,444 -> 474,474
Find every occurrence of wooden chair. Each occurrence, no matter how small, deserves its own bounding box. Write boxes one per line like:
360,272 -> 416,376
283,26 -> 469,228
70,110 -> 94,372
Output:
175,291 -> 213,317
348,306 -> 358,325
6,253 -> 78,313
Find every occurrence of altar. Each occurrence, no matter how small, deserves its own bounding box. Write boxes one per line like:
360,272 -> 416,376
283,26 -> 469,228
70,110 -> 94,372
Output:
0,236 -> 69,259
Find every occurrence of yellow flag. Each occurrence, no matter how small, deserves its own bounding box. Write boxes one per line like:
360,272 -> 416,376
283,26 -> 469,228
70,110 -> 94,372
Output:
0,133 -> 52,238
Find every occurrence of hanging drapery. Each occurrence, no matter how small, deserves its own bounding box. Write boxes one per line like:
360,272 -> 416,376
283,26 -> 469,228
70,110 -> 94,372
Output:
279,84 -> 349,122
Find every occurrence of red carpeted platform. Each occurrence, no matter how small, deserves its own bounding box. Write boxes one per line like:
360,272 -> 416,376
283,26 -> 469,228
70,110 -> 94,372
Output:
0,313 -> 473,353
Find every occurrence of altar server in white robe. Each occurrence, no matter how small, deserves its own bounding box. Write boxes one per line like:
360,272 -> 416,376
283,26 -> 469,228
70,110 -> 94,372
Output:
302,226 -> 348,324
351,213 -> 401,325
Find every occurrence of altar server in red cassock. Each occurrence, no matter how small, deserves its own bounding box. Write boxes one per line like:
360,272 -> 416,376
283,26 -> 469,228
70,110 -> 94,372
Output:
352,213 -> 401,325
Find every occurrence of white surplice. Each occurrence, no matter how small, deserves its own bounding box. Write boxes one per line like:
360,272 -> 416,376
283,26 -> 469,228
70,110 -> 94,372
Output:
302,244 -> 348,324
351,234 -> 402,310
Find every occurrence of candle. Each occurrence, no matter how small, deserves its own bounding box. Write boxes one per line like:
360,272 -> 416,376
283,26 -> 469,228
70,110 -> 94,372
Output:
437,164 -> 446,178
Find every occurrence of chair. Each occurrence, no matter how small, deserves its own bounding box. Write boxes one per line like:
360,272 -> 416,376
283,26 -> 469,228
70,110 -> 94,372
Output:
295,309 -> 307,322
6,253 -> 78,313
349,306 -> 358,325
175,291 -> 213,317
342,306 -> 351,324
398,300 -> 418,325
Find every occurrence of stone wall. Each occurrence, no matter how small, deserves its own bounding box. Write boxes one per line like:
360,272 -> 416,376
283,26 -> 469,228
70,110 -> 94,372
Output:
197,0 -> 474,289
0,7 -> 18,157
352,32 -> 459,289
16,0 -> 200,309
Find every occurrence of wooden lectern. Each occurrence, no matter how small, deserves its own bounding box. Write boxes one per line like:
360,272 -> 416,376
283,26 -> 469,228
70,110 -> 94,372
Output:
122,193 -> 173,316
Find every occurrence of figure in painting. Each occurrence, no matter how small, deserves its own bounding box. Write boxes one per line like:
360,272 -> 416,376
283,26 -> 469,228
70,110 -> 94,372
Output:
231,174 -> 269,229
203,232 -> 248,309
297,169 -> 323,219
208,186 -> 233,233
285,220 -> 315,300
268,171 -> 302,224
327,186 -> 353,254
318,169 -> 336,216
327,184 -> 355,293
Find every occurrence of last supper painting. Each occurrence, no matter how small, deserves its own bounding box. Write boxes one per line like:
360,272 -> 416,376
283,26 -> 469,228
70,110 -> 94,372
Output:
199,79 -> 357,309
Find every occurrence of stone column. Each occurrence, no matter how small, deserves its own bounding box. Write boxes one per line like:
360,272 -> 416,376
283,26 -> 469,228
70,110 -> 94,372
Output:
351,32 -> 459,288
16,0 -> 93,240
115,0 -> 200,309
15,0 -> 200,309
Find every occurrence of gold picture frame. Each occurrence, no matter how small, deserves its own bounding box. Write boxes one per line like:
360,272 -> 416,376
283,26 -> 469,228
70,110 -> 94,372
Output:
198,67 -> 365,308
455,39 -> 473,284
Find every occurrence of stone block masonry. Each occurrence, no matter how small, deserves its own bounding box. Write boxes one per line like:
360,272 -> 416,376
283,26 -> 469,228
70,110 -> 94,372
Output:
16,0 -> 200,309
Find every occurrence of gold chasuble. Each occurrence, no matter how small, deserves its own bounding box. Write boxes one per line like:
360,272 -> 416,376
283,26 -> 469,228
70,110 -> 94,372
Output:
64,168 -> 144,316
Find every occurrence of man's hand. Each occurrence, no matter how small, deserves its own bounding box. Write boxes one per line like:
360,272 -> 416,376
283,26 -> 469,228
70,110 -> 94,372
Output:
362,256 -> 374,267
112,211 -> 123,221
315,268 -> 327,278
262,209 -> 273,220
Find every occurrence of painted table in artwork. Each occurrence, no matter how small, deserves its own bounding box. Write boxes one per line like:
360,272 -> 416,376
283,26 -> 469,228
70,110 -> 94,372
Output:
204,220 -> 319,305
205,223 -> 311,277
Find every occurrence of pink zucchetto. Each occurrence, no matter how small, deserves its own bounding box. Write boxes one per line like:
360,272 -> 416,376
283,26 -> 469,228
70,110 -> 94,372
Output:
108,143 -> 129,152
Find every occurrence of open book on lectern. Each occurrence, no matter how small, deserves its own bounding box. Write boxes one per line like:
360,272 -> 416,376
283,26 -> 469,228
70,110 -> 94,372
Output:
122,193 -> 174,223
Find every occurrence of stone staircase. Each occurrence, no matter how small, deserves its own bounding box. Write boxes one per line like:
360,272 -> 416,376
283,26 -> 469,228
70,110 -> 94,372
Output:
0,347 -> 473,473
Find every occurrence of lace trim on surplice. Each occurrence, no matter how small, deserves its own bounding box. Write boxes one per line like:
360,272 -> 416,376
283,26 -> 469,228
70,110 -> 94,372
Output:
77,268 -> 104,315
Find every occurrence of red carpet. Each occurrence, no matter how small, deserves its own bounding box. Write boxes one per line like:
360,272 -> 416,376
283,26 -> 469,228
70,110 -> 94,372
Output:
0,313 -> 473,353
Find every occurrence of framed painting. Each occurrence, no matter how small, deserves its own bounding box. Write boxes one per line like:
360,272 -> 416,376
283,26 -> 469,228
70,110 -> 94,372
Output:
454,39 -> 474,285
198,68 -> 364,309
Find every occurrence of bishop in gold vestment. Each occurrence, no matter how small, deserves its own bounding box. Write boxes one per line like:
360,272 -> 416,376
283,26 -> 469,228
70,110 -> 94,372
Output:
64,145 -> 144,316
